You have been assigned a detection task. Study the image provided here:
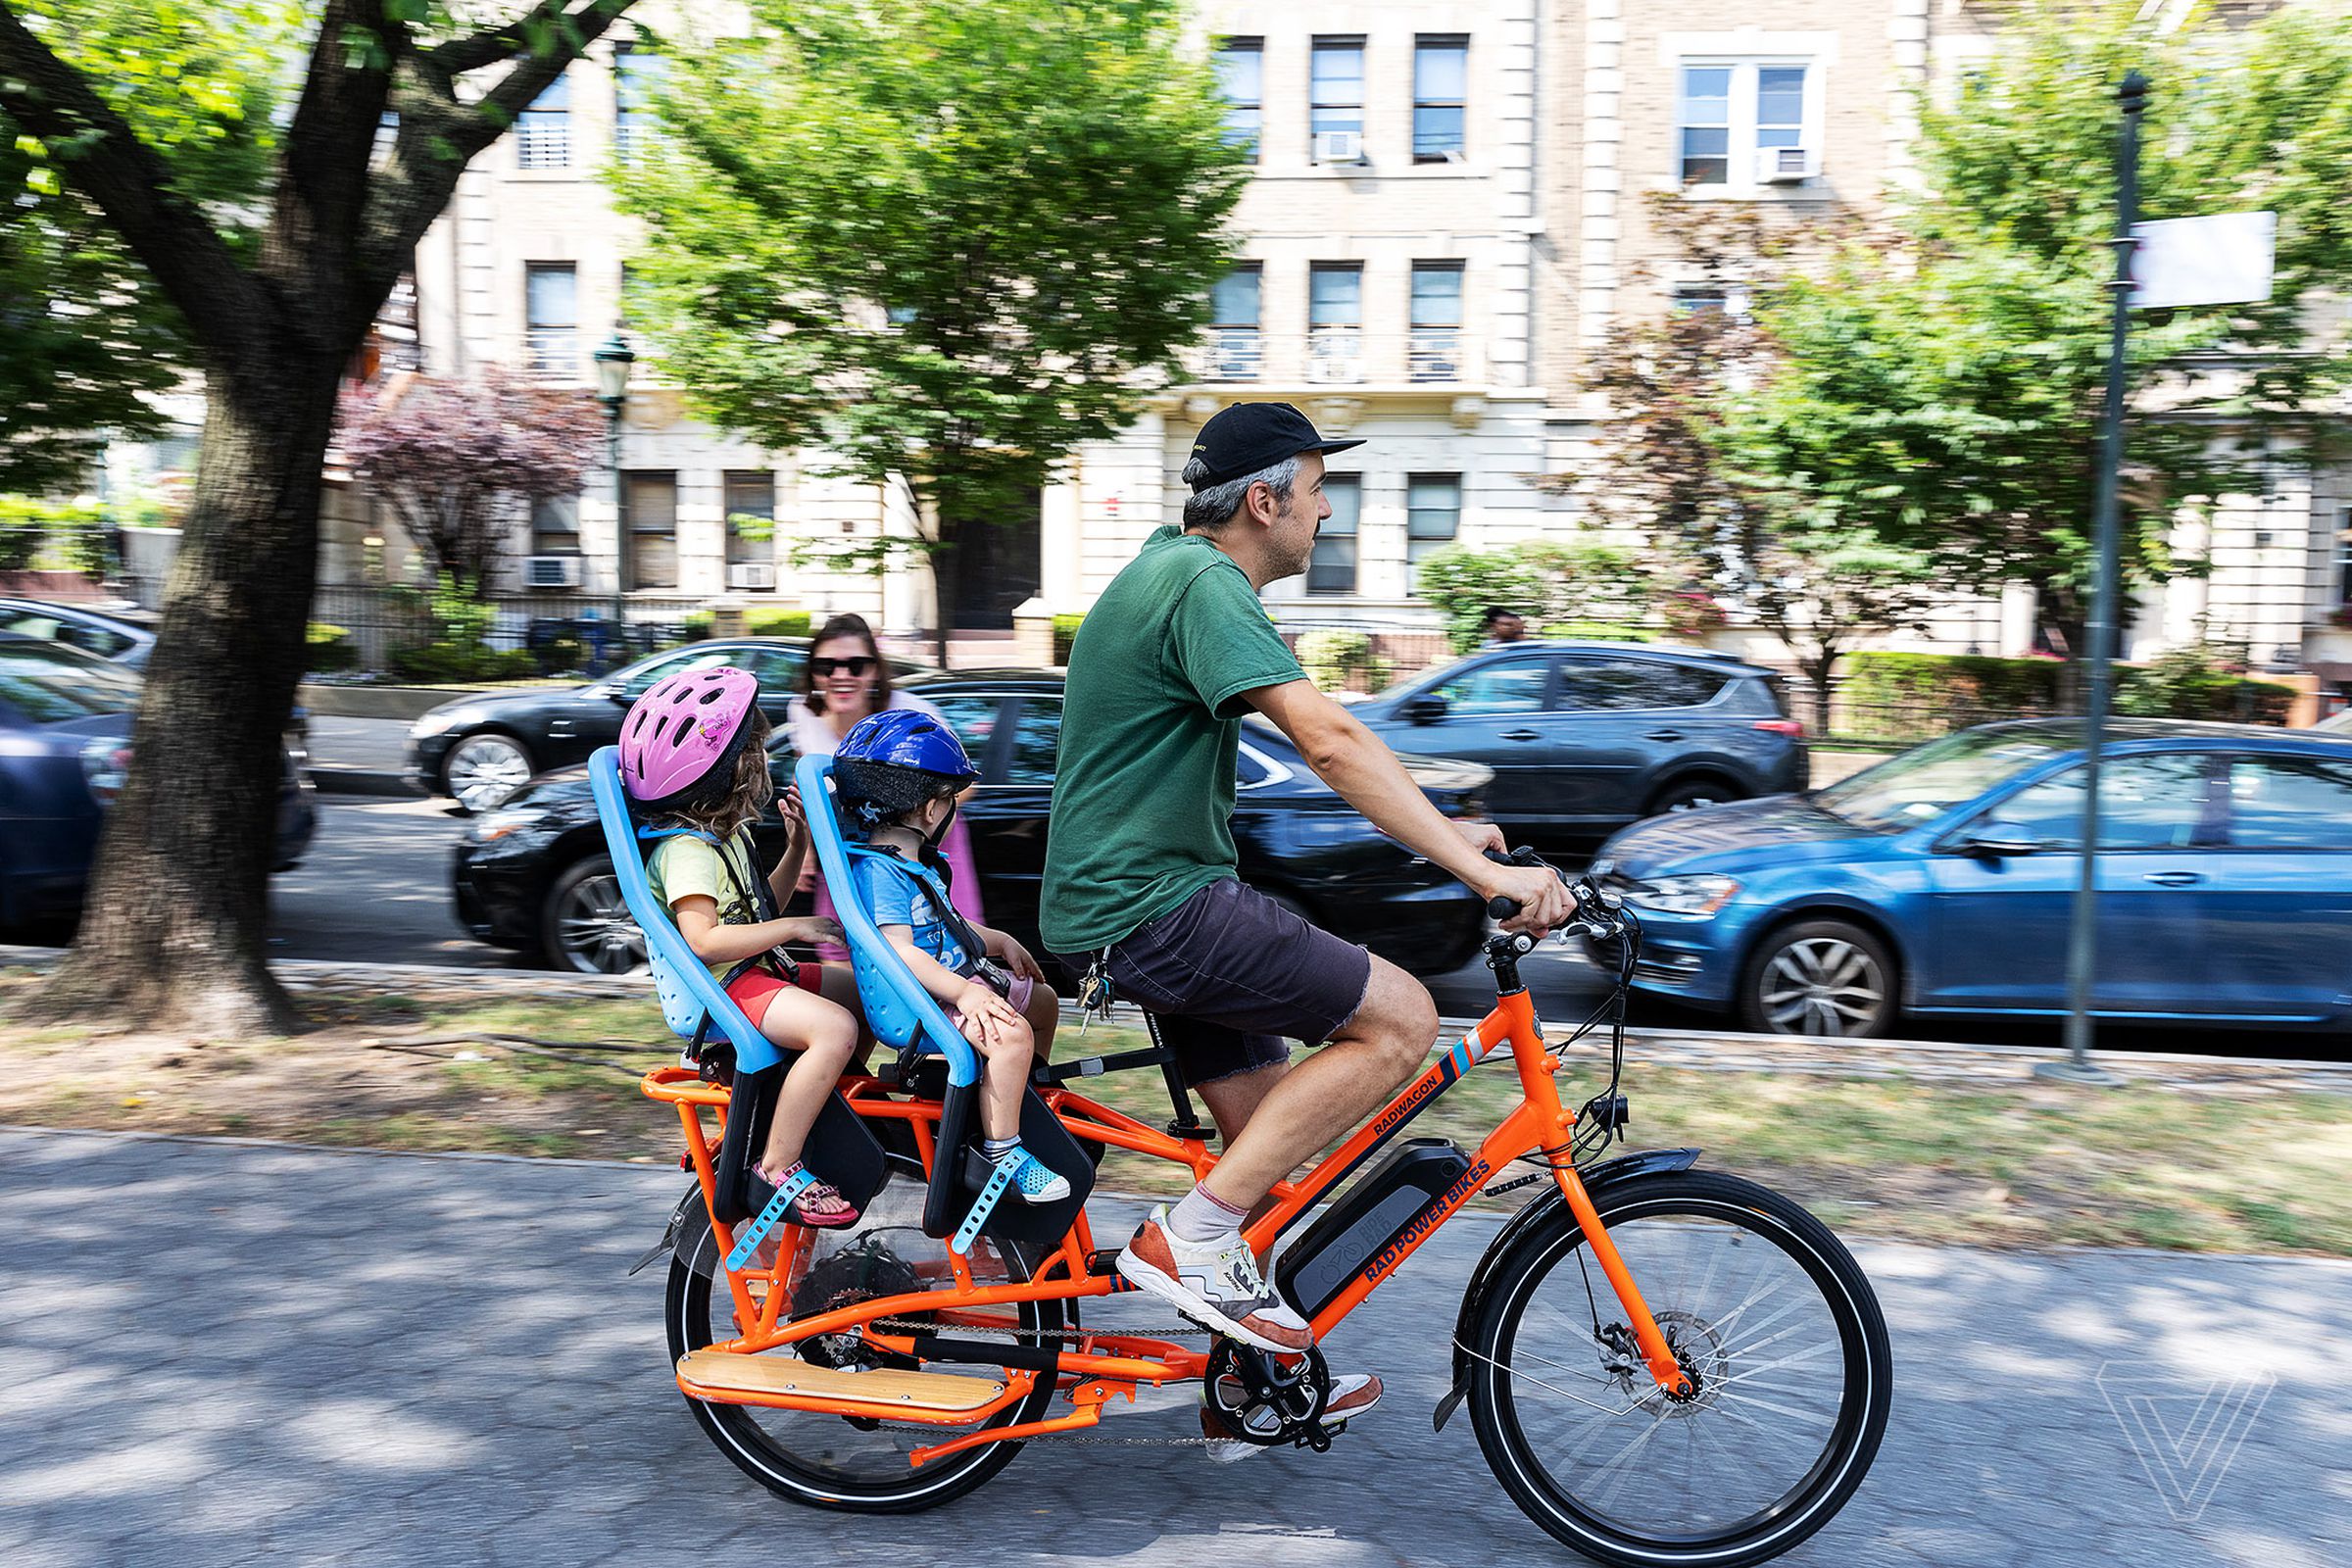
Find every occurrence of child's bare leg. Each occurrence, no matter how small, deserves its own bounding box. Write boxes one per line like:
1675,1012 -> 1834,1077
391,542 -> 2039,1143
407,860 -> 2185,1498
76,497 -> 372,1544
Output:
976,1015 -> 1034,1142
809,963 -> 878,1072
1020,983 -> 1059,1063
744,988 -> 858,1176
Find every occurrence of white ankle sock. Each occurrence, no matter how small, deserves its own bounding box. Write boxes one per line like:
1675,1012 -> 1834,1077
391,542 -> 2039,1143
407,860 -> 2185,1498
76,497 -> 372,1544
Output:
1168,1184 -> 1248,1245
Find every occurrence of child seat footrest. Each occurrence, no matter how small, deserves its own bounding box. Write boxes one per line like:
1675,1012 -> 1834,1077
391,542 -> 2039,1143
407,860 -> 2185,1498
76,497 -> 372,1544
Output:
950,1155 -> 1019,1256
724,1165 -> 816,1273
676,1349 -> 1005,1412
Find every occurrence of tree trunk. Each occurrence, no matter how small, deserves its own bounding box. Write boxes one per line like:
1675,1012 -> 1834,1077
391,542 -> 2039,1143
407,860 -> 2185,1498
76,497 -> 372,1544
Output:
929,531 -> 956,669
15,341 -> 343,1036
1805,659 -> 1837,741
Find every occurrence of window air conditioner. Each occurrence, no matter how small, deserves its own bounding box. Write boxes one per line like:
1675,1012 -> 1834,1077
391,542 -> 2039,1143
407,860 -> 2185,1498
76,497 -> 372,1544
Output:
524,555 -> 582,589
726,562 -> 777,591
1754,146 -> 1818,184
1313,130 -> 1365,166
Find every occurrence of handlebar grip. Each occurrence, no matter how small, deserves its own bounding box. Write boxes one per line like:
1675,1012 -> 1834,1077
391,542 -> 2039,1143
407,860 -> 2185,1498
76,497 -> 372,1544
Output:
1487,895 -> 1521,920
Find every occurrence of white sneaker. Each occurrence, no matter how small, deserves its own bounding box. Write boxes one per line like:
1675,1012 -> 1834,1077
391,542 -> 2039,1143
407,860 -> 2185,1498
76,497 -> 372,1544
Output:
1116,1205 -> 1312,1353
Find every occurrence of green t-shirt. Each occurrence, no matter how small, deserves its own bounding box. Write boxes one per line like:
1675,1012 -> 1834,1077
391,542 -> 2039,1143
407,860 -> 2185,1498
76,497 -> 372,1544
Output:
1041,525 -> 1305,952
647,825 -> 764,982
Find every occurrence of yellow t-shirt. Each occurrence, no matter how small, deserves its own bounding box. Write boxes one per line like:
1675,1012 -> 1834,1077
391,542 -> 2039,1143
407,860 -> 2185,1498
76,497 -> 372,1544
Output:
647,826 -> 763,981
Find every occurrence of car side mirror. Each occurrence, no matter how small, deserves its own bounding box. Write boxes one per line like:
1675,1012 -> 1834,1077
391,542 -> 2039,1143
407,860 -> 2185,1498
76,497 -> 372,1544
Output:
1403,693 -> 1448,724
1959,820 -> 2042,858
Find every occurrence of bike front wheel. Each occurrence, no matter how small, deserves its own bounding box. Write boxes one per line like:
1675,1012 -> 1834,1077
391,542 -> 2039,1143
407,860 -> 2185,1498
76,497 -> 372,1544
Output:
1467,1170 -> 1891,1568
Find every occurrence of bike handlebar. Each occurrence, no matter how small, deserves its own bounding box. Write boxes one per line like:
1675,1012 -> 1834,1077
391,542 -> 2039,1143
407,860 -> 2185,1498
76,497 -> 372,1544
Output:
1482,846 -> 1628,938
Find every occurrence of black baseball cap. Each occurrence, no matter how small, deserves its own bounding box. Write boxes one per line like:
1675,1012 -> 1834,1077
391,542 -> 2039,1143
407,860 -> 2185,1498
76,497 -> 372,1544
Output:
1187,402 -> 1364,491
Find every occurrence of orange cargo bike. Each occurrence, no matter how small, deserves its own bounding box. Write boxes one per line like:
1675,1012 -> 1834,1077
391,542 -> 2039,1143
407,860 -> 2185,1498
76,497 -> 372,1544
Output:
597,748 -> 1892,1568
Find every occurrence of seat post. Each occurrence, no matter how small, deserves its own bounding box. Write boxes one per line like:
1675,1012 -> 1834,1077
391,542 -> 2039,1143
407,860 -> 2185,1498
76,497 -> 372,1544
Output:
1143,1012 -> 1214,1142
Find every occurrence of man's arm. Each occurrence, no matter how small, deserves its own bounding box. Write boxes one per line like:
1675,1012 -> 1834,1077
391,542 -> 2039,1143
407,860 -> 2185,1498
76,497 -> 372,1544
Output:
1243,678 -> 1574,932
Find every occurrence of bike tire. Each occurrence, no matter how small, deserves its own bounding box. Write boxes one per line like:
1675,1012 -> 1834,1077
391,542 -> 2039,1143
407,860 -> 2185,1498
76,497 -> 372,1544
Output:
1467,1170 -> 1891,1567
665,1218 -> 1063,1512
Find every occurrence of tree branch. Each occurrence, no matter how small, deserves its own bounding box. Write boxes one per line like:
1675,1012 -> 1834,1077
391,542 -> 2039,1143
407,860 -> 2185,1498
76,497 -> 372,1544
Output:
429,0 -> 582,75
0,2 -> 262,351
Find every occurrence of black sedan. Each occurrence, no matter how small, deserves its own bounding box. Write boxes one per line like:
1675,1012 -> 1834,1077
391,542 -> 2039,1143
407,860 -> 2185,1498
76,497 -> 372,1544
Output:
0,598 -> 158,668
406,637 -> 822,812
0,637 -> 316,937
1344,640 -> 1808,856
452,670 -> 1495,980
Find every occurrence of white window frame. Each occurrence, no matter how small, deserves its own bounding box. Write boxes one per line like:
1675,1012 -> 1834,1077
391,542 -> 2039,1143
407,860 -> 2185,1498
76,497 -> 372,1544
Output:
1670,52 -> 1826,194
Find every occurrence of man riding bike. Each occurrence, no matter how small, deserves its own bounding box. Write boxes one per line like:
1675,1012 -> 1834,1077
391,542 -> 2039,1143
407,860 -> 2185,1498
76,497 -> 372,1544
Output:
1042,401 -> 1573,1430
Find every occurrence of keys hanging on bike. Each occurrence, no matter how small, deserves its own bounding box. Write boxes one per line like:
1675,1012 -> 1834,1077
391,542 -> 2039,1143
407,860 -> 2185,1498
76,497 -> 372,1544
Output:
1075,956 -> 1117,1036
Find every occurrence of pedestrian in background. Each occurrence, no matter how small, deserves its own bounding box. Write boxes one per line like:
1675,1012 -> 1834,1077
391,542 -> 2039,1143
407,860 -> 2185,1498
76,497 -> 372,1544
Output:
1480,606 -> 1527,644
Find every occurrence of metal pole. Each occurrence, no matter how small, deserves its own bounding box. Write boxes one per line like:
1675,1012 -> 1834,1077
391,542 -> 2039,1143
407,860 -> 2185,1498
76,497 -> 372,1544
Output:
2043,71 -> 2148,1089
607,404 -> 628,670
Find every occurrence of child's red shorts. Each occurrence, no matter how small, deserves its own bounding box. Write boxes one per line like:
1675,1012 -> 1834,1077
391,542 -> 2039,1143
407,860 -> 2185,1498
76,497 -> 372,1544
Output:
724,959 -> 827,1022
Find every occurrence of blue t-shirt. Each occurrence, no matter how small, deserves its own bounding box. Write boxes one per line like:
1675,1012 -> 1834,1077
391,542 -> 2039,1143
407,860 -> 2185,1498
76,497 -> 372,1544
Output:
853,854 -> 976,976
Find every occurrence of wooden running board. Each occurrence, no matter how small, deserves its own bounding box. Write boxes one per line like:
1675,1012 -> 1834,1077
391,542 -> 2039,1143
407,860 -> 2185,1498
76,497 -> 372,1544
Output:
677,1349 -> 1005,1413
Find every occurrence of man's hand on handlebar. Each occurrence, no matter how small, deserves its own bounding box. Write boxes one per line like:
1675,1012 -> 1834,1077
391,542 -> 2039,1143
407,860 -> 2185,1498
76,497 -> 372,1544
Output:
1479,849 -> 1577,936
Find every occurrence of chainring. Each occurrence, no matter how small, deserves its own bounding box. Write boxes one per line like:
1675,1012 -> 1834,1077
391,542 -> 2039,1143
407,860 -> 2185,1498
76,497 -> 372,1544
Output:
1202,1341 -> 1337,1450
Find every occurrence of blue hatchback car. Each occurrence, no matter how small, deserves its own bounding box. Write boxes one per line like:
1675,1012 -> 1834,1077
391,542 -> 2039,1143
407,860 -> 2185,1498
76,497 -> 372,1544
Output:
1589,719 -> 2352,1037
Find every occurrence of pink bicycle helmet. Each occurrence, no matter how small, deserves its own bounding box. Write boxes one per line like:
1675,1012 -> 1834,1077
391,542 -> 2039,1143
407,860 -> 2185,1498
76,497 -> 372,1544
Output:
618,665 -> 762,810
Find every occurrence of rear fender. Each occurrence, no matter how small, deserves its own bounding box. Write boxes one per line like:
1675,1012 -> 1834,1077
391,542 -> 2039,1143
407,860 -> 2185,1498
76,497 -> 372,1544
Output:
1432,1147 -> 1701,1431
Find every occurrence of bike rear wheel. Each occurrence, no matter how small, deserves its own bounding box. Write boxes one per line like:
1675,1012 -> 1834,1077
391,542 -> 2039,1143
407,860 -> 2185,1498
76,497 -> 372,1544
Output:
1467,1170 -> 1891,1567
664,1174 -> 1063,1512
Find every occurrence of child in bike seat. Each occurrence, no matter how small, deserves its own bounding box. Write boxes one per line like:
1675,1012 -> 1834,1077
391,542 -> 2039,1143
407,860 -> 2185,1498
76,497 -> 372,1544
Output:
621,665 -> 865,1229
832,710 -> 1071,1204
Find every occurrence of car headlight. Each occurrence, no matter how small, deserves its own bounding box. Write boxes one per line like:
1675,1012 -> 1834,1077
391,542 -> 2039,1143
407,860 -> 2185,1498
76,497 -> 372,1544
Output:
468,804 -> 545,845
1622,874 -> 1740,916
410,706 -> 484,740
81,738 -> 132,804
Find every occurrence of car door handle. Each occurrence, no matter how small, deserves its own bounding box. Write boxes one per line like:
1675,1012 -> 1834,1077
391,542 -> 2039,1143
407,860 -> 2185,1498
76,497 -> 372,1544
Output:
1502,729 -> 1542,742
2141,871 -> 2202,887
1644,729 -> 1686,743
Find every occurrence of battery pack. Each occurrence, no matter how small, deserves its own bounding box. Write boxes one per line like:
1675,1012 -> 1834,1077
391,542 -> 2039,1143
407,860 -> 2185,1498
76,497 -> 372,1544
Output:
1277,1137 -> 1474,1318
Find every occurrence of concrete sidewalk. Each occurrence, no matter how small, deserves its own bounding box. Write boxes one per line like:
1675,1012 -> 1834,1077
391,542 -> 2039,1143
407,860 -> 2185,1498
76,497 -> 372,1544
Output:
1,1126 -> 2345,1568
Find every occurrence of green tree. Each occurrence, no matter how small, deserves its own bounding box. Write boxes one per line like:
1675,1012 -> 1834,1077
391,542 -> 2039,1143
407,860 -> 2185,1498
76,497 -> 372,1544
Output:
612,0 -> 1249,662
0,0 -> 637,1033
1736,0 -> 2352,657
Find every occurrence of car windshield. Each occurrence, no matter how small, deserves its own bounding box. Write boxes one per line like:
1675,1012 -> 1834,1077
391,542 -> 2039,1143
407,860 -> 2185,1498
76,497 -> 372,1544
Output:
1813,728 -> 2069,833
0,639 -> 142,721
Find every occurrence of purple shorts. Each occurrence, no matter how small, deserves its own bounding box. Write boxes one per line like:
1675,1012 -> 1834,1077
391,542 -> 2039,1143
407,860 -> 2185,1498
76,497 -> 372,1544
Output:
1056,877 -> 1373,1086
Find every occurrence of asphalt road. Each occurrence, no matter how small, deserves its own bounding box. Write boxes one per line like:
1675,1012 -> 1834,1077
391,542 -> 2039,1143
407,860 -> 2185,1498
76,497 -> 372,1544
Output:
3,1126 -> 2344,1568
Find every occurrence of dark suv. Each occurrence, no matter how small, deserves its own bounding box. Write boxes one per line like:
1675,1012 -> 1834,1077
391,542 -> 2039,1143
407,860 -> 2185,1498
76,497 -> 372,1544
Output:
1347,641 -> 1806,856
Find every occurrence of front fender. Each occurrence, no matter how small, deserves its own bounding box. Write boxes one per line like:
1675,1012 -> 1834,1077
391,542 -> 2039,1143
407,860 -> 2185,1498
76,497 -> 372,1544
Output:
1433,1147 -> 1701,1431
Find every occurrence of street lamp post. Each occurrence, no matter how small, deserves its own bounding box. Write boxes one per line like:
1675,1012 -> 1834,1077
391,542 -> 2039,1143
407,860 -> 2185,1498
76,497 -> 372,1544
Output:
593,332 -> 635,673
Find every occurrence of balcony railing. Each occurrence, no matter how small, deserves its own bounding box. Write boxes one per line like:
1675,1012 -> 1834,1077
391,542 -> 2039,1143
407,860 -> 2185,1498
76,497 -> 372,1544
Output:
525,328 -> 578,379
1202,327 -> 1263,382
1305,326 -> 1363,384
1188,328 -> 1479,387
1408,328 -> 1464,382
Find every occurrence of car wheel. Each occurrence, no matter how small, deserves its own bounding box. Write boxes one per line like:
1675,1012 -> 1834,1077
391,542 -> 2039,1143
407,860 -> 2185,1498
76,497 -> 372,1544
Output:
442,731 -> 533,813
1739,919 -> 1896,1039
1648,773 -> 1740,815
542,855 -> 649,975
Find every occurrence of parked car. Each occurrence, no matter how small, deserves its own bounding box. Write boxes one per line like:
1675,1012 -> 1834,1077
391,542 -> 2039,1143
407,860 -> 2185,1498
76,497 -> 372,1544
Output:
0,637 -> 317,936
451,670 -> 1496,980
0,598 -> 158,669
409,637 -> 927,812
2315,707 -> 2351,733
1344,641 -> 1806,857
1587,718 -> 2352,1038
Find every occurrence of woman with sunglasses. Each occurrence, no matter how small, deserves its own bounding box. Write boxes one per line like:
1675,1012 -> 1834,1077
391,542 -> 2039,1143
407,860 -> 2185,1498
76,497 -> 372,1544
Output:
785,612 -> 986,956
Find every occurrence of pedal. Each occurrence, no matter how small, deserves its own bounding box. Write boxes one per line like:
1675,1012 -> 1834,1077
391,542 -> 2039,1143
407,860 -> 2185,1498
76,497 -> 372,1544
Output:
1085,1248 -> 1122,1277
676,1349 -> 1004,1413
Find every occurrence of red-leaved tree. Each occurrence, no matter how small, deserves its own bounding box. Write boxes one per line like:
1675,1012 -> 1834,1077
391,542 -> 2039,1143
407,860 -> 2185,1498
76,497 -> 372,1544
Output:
342,368 -> 606,596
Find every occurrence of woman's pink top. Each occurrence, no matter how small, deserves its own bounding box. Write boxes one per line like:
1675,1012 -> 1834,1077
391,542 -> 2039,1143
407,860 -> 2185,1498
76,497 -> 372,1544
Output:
787,691 -> 986,959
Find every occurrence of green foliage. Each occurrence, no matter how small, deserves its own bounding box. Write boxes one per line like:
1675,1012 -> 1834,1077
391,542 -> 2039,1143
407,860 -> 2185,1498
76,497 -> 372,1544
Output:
745,609 -> 812,639
390,641 -> 539,685
1840,648 -> 2294,730
0,493 -> 106,572
612,0 -> 1249,647
1052,613 -> 1085,665
1840,652 -> 2069,712
1415,540 -> 1654,653
680,612 -> 712,641
304,622 -> 356,673
1296,629 -> 1378,693
2114,643 -> 2295,725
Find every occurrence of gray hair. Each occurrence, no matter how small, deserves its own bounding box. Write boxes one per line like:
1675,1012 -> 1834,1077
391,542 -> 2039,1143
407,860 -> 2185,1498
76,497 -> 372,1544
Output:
1182,455 -> 1300,532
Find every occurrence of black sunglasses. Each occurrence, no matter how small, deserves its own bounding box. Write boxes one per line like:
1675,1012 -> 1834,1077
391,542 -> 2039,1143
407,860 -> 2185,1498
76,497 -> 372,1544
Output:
810,655 -> 876,678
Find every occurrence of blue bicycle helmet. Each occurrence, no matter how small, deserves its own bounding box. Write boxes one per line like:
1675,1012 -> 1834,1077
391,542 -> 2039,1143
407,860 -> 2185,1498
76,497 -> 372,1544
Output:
833,709 -> 980,832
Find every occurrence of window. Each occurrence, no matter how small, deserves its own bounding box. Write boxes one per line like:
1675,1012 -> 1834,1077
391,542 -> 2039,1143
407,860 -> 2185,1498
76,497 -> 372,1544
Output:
1433,658 -> 1548,714
926,693 -> 1004,767
1678,62 -> 1812,188
2336,506 -> 2352,604
516,72 -> 571,168
1310,38 -> 1364,151
1307,473 -> 1359,596
1309,263 -> 1363,382
1673,286 -> 1728,314
529,494 -> 579,556
2227,756 -> 2352,850
1406,475 -> 1461,571
1006,699 -> 1062,786
0,610 -> 135,660
1209,265 -> 1261,380
1414,36 -> 1468,161
1989,754 -> 2221,851
1215,38 -> 1262,158
615,46 -> 666,160
1409,262 -> 1463,381
626,470 -> 677,589
723,470 -> 775,566
1557,659 -> 1730,711
524,263 -> 577,376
